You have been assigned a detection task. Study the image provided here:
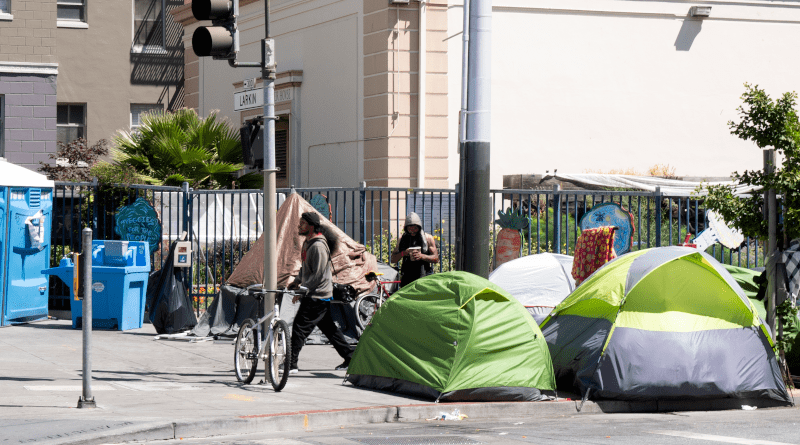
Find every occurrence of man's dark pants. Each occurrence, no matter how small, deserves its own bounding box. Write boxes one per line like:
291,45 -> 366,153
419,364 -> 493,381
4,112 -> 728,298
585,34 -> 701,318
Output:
290,297 -> 354,368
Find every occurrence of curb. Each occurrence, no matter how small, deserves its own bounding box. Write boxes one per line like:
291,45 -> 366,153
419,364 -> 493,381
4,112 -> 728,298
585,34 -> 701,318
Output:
37,400 -> 582,445
36,397 -> 797,445
35,422 -> 176,445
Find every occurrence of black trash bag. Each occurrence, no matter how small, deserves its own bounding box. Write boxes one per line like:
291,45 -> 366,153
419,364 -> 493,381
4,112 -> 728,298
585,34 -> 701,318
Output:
147,241 -> 197,334
191,285 -> 259,338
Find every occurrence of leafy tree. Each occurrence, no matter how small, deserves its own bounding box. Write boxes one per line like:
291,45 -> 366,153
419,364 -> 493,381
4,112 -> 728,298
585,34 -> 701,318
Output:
39,138 -> 109,182
112,108 -> 262,190
702,83 -> 800,383
702,83 -> 800,244
89,161 -> 154,186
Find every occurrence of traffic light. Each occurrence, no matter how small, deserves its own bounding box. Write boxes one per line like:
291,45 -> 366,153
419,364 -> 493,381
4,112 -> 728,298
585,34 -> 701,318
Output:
192,0 -> 238,59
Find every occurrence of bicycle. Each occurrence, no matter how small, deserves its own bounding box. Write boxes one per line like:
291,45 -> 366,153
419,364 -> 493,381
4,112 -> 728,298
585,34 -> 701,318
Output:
234,284 -> 307,391
355,271 -> 401,329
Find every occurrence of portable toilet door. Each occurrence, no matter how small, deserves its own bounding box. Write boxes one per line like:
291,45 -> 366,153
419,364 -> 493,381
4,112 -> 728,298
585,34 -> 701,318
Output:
0,188 -> 5,325
0,162 -> 54,326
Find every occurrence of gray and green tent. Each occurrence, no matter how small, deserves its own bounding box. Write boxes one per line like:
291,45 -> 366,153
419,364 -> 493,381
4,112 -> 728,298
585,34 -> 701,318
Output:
346,271 -> 556,402
541,246 -> 792,405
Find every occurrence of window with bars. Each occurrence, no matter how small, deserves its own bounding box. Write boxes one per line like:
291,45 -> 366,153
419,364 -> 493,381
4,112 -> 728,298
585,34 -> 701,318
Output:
130,104 -> 162,131
56,104 -> 86,145
133,0 -> 165,51
57,0 -> 86,22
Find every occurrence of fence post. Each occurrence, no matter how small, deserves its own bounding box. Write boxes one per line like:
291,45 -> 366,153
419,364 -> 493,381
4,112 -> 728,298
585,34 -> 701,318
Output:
182,182 -> 192,301
553,184 -> 561,254
654,186 -> 662,247
455,182 -> 462,271
765,149 -> 778,334
182,182 -> 190,237
359,181 -> 366,246
91,177 -> 99,233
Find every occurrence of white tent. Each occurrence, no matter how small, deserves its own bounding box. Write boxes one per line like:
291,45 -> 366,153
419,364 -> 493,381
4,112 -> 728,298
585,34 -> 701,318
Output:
489,253 -> 575,324
152,191 -> 288,245
191,193 -> 263,244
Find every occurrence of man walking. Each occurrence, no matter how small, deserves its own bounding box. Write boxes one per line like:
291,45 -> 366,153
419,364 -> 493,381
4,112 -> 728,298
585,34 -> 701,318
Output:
288,212 -> 354,373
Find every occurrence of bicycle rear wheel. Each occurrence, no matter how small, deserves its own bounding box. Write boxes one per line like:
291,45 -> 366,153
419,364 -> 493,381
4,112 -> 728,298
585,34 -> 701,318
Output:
267,319 -> 291,391
234,318 -> 260,384
355,294 -> 382,330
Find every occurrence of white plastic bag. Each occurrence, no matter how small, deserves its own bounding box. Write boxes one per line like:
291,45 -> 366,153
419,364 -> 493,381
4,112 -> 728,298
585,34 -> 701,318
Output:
25,210 -> 45,250
428,409 -> 468,421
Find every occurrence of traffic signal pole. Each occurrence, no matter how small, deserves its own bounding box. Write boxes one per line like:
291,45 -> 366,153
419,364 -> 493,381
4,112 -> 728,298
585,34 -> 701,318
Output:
191,0 -> 278,323
261,30 -> 279,323
458,0 -> 492,277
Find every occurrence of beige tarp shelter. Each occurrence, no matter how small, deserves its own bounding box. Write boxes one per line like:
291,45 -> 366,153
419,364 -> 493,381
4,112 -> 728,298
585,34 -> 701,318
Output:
191,193 -> 377,340
227,192 -> 377,294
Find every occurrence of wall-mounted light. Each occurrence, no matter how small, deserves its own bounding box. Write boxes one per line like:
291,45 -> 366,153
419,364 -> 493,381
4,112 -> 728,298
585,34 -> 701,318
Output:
690,6 -> 712,17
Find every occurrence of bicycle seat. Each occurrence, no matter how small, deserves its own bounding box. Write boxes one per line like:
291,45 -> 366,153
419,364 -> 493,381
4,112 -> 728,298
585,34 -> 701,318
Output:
365,271 -> 384,282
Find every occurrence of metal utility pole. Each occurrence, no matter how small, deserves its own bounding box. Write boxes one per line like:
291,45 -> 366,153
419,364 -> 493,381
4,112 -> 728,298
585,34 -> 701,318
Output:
457,0 -> 492,277
77,228 -> 95,409
261,4 -> 278,321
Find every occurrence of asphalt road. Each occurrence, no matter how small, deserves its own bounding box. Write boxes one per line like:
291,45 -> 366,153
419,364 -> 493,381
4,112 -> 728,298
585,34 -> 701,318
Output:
133,407 -> 800,445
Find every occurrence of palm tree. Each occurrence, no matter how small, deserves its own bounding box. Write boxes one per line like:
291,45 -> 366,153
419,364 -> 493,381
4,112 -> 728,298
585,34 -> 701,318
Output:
112,108 -> 262,189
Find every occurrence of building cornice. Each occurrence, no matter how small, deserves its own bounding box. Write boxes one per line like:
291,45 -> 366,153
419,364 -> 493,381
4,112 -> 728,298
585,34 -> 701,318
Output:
0,62 -> 59,75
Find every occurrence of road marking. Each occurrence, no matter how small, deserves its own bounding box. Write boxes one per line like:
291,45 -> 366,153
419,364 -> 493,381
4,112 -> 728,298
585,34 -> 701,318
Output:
224,393 -> 255,401
24,385 -> 116,391
110,382 -> 200,391
649,430 -> 796,445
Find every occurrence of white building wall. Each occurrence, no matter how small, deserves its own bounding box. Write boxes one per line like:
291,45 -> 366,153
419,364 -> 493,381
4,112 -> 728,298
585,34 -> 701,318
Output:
193,0 -> 363,187
448,0 -> 800,189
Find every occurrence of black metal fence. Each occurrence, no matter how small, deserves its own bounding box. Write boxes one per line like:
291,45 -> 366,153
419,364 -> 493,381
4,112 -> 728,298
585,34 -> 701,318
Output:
49,181 -> 763,313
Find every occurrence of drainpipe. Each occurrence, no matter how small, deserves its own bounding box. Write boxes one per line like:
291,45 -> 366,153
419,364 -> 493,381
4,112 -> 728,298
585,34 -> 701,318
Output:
417,0 -> 427,188
459,0 -> 470,145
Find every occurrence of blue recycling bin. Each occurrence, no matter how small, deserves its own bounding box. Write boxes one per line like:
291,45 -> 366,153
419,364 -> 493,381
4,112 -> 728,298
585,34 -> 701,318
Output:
43,240 -> 151,330
0,161 -> 53,326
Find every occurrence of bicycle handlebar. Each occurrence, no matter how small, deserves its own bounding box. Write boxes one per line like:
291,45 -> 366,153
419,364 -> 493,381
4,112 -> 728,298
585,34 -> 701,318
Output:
246,284 -> 308,296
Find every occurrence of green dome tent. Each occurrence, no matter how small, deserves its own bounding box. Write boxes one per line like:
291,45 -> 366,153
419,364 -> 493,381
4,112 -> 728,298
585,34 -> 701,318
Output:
723,264 -> 800,375
541,246 -> 792,406
346,271 -> 556,402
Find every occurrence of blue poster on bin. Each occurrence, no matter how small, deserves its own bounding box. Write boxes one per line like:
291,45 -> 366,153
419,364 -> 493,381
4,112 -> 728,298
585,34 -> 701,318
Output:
115,197 -> 161,254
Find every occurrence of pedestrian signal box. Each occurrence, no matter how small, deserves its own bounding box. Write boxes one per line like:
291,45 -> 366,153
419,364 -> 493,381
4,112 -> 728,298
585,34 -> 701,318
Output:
174,241 -> 192,268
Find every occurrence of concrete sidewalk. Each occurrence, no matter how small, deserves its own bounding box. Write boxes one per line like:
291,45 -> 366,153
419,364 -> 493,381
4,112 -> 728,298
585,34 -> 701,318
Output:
0,320 -> 796,445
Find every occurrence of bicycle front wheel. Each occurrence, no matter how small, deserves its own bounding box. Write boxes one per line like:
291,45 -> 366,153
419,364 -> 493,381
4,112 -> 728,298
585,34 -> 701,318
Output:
267,319 -> 291,391
234,318 -> 260,384
355,294 -> 382,330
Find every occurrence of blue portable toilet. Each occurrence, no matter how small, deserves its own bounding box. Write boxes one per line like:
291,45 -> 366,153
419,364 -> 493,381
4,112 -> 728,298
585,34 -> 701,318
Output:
0,160 -> 54,326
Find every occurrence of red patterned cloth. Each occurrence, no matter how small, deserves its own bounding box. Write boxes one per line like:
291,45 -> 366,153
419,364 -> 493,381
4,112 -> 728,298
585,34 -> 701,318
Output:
572,226 -> 617,286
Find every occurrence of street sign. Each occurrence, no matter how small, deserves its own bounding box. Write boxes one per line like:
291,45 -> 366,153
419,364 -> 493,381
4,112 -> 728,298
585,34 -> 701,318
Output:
243,78 -> 256,90
234,89 -> 263,111
234,88 -> 293,111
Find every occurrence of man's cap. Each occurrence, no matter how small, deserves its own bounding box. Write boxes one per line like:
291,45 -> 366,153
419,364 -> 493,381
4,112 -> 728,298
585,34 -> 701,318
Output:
301,212 -> 321,228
